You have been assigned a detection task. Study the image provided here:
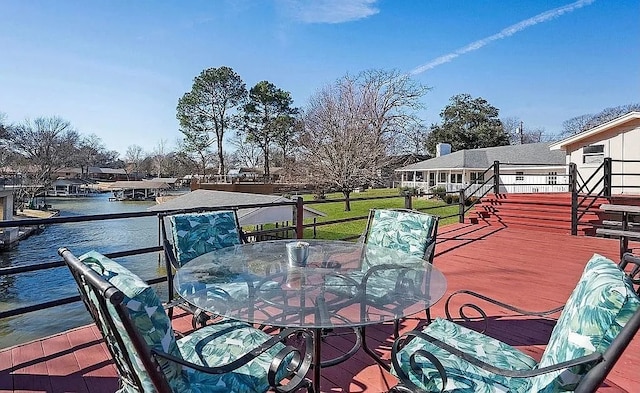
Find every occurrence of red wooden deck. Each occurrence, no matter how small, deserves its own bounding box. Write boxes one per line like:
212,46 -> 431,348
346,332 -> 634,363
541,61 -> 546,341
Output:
1,223 -> 638,392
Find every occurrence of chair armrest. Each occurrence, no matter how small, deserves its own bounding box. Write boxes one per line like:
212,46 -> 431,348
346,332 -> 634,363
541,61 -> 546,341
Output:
444,289 -> 564,333
391,330 -> 603,393
152,327 -> 313,393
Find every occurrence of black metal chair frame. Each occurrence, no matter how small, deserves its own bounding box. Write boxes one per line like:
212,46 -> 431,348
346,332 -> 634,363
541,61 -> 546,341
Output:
389,252 -> 640,393
361,208 -> 440,334
59,247 -> 313,393
158,207 -> 248,328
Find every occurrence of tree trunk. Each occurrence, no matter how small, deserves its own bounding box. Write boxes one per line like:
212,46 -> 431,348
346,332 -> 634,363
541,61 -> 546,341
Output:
217,134 -> 225,177
263,148 -> 270,182
343,191 -> 351,212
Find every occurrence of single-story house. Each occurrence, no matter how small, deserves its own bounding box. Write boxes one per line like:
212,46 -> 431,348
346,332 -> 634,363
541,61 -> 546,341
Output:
148,189 -> 325,227
550,111 -> 640,195
396,142 -> 567,195
53,167 -> 128,181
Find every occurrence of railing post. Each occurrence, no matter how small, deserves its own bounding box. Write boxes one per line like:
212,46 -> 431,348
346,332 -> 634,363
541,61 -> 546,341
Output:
404,193 -> 412,209
458,189 -> 465,223
570,163 -> 578,236
493,161 -> 500,194
603,157 -> 612,198
295,197 -> 304,239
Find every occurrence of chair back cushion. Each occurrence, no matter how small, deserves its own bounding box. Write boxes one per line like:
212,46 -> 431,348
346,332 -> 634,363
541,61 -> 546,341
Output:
170,210 -> 242,266
530,254 -> 640,392
79,251 -> 184,392
366,209 -> 437,260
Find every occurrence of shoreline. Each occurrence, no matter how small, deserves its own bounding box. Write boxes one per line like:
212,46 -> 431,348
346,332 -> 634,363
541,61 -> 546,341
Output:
0,209 -> 60,251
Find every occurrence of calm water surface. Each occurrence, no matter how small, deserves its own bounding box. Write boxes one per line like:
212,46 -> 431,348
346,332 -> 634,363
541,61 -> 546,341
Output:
0,194 -> 167,348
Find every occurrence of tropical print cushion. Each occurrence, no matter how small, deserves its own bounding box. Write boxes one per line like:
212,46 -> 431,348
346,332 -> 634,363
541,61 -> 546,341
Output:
529,254 -> 640,392
392,318 -> 536,392
176,319 -> 291,393
170,211 -> 242,266
79,251 -> 183,392
366,209 -> 437,259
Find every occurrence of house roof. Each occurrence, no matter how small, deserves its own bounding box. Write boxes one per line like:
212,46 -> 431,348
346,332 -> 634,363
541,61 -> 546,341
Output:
109,181 -> 170,190
52,178 -> 88,185
148,189 -> 325,226
396,142 -> 566,172
148,177 -> 178,184
549,111 -> 640,151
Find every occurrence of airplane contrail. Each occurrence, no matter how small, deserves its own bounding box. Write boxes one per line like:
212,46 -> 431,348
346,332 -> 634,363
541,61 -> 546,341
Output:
410,0 -> 595,75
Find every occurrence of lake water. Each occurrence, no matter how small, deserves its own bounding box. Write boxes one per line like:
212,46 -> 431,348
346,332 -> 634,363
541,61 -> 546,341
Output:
0,193 -> 167,348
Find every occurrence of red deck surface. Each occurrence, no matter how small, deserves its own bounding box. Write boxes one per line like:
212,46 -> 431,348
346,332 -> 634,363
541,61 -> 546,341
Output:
1,223 -> 638,392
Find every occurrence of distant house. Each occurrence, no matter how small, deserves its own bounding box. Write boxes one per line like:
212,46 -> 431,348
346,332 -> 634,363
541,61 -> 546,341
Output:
47,179 -> 90,197
550,111 -> 640,194
53,167 -> 128,181
396,142 -> 567,194
147,177 -> 179,188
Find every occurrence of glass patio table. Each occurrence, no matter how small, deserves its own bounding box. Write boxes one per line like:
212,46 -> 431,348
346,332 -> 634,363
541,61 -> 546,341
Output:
175,239 -> 447,392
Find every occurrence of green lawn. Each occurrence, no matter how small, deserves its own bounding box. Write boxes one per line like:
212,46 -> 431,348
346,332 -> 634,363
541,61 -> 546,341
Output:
298,188 -> 460,240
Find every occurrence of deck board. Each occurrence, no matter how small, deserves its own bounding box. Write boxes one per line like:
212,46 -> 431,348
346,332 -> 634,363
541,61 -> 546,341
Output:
0,223 -> 638,392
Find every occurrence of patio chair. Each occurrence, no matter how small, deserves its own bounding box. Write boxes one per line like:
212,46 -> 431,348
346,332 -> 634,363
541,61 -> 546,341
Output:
389,252 -> 640,393
159,209 -> 247,327
59,247 -> 312,393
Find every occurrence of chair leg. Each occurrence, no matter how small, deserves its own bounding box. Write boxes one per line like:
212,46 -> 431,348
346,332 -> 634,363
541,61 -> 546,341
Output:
191,308 -> 210,329
393,319 -> 400,339
426,307 -> 432,324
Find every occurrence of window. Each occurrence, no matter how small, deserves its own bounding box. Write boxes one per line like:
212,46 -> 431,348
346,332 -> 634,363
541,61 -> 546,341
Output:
450,173 -> 462,183
547,171 -> 557,185
515,172 -> 524,181
438,172 -> 446,183
583,144 -> 604,164
429,173 -> 435,186
470,172 -> 484,184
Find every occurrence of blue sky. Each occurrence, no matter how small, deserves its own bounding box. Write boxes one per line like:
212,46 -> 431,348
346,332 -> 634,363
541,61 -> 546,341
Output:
1,0 -> 638,156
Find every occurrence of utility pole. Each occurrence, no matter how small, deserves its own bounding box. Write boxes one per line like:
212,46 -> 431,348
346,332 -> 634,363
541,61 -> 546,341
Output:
519,121 -> 524,144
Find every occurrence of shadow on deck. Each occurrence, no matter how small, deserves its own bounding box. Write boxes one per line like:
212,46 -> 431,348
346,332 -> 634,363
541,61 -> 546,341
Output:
1,223 -> 638,392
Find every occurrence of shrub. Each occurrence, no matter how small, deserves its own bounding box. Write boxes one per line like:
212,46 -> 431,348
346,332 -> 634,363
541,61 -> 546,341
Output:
399,187 -> 417,196
465,196 -> 479,206
313,188 -> 326,200
432,186 -> 447,200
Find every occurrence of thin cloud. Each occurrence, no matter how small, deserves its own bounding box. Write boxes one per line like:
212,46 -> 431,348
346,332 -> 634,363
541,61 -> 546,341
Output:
281,0 -> 379,24
410,0 -> 596,75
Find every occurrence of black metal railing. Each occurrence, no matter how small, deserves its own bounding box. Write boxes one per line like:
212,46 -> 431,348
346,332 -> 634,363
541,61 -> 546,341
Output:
0,192 -> 458,326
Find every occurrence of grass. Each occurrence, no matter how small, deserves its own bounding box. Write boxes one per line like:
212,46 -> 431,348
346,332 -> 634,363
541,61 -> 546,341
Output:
296,188 -> 460,240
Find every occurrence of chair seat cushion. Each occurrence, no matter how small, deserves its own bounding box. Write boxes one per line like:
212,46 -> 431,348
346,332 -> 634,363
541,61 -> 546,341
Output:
392,318 -> 537,393
176,320 -> 289,393
530,254 -> 640,392
170,211 -> 242,266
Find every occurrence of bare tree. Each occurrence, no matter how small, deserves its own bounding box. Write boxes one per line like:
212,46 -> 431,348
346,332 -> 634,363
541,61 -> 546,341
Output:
300,70 -> 428,211
229,132 -> 262,168
6,117 -> 79,207
151,139 -> 170,178
559,103 -> 640,139
125,145 -> 146,180
502,117 -> 546,144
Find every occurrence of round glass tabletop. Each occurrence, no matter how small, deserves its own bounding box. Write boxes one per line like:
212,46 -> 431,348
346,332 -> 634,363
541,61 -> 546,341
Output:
175,239 -> 447,329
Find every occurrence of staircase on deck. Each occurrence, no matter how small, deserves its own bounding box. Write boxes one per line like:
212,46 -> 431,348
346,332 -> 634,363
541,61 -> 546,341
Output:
467,192 -> 608,235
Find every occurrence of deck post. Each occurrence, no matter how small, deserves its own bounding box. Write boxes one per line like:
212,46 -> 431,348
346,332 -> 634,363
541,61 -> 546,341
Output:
458,189 -> 465,223
493,161 -> 500,194
604,157 -> 612,198
570,163 -> 578,235
404,193 -> 412,209
295,197 -> 304,239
